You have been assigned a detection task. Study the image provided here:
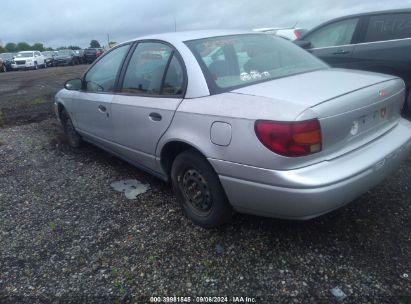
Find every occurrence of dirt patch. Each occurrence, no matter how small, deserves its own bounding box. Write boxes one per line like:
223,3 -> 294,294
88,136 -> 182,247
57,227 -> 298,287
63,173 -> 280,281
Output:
0,65 -> 87,127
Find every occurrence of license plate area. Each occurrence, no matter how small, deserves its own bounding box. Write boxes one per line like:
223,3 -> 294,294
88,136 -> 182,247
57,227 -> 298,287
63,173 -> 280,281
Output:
357,106 -> 388,132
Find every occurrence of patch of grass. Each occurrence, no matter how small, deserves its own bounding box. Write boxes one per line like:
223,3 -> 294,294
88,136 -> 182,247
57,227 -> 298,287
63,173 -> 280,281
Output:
31,97 -> 46,105
201,258 -> 212,269
208,237 -> 217,246
48,222 -> 57,231
111,267 -> 120,275
148,255 -> 160,262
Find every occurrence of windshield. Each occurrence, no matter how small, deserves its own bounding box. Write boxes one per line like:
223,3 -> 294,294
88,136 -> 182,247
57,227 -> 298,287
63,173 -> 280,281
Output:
16,52 -> 34,58
185,34 -> 328,93
0,53 -> 13,60
57,50 -> 72,56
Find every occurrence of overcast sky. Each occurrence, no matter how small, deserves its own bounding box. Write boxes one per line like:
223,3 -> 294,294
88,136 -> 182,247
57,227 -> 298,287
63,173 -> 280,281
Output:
1,0 -> 410,48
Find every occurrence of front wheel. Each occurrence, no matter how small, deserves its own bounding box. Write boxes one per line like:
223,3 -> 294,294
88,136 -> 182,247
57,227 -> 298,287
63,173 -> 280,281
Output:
61,109 -> 82,148
171,150 -> 233,228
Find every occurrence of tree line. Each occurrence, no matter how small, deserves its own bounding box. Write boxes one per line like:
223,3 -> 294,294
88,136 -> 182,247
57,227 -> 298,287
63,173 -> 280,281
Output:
0,40 -> 102,53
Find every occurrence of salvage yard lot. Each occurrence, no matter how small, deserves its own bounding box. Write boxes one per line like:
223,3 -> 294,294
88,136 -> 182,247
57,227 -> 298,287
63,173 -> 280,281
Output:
0,68 -> 410,303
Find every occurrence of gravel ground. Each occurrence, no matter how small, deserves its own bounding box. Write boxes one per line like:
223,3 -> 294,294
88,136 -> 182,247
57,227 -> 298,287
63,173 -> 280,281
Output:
0,118 -> 410,303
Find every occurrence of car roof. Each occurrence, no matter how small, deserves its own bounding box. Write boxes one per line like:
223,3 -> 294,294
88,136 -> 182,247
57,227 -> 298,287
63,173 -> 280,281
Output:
301,8 -> 411,39
125,29 -> 256,45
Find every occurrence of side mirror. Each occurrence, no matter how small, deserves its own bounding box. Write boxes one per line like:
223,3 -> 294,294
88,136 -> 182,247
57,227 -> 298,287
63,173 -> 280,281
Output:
294,40 -> 312,49
64,78 -> 82,91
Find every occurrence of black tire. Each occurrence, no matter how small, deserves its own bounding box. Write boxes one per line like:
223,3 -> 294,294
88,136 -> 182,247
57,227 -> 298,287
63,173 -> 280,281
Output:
171,150 -> 233,228
61,109 -> 82,148
1,64 -> 6,72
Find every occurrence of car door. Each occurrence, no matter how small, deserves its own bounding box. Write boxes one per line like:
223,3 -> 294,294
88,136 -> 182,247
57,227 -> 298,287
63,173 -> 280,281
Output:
303,17 -> 360,68
110,41 -> 186,171
70,44 -> 131,143
351,12 -> 411,87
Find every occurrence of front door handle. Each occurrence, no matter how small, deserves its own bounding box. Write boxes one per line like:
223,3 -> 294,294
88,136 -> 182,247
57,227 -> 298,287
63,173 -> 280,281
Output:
98,105 -> 107,112
149,112 -> 162,121
333,50 -> 350,55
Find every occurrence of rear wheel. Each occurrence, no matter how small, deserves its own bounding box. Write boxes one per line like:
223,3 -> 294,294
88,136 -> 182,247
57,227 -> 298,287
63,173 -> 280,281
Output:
171,150 -> 233,228
61,109 -> 82,148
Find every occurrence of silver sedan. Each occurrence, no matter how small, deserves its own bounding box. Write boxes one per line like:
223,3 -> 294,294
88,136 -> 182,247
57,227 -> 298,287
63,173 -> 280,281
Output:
55,30 -> 411,228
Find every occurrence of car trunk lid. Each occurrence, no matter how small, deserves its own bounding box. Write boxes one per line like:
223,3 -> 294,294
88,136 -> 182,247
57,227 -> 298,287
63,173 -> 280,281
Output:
233,68 -> 405,163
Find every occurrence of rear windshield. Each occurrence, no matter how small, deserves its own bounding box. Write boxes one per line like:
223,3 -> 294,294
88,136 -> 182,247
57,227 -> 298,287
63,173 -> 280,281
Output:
185,34 -> 328,94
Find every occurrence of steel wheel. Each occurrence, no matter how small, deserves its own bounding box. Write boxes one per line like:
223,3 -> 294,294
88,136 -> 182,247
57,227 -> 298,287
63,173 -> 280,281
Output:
181,168 -> 212,217
171,150 -> 233,228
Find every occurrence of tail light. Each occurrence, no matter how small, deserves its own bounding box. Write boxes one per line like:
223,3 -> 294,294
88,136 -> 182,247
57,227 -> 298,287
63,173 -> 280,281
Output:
255,119 -> 322,157
294,30 -> 302,39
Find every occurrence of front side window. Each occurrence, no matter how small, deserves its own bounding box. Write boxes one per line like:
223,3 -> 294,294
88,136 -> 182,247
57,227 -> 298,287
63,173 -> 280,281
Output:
121,42 -> 173,95
364,14 -> 411,42
305,18 -> 359,48
186,34 -> 327,93
84,44 -> 130,92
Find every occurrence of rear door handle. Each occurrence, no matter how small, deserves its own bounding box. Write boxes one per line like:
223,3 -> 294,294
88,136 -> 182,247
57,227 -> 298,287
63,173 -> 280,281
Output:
98,105 -> 107,112
149,112 -> 162,121
333,50 -> 350,55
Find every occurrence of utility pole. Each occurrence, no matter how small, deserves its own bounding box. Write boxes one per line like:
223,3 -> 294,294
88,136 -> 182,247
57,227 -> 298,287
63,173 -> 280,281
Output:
107,33 -> 110,48
174,17 -> 177,32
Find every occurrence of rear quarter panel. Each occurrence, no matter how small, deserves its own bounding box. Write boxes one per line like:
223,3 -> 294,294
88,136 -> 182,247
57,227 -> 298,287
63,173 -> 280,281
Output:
158,93 -> 330,171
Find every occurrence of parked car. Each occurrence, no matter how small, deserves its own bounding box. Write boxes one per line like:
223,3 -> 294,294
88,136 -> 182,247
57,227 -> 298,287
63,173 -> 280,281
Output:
11,51 -> 46,70
55,30 -> 411,228
73,49 -> 85,64
84,48 -> 103,63
0,52 -> 14,72
54,49 -> 78,66
254,27 -> 307,40
295,9 -> 411,113
41,51 -> 55,67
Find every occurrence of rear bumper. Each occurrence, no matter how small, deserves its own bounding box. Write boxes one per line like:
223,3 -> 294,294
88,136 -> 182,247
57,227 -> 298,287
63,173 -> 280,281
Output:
210,118 -> 411,219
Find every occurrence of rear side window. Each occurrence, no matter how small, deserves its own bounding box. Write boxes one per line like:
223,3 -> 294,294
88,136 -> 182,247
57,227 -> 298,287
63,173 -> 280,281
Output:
162,55 -> 184,95
364,14 -> 411,42
121,42 -> 184,96
305,18 -> 359,48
